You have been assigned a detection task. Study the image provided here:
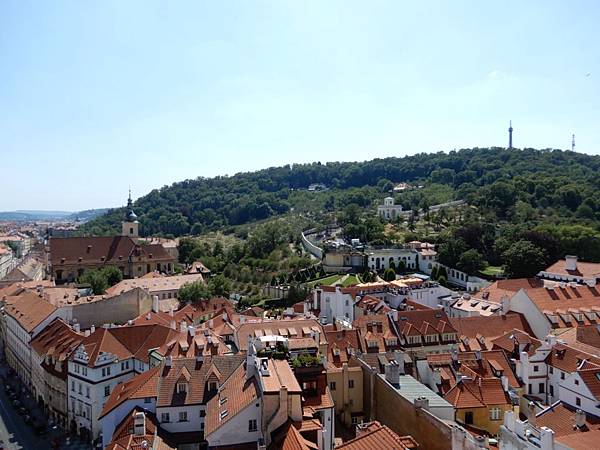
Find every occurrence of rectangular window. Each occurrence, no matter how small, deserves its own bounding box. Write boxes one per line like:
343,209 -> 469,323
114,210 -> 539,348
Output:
71,381 -> 75,392
351,416 -> 358,425
561,372 -> 565,380
82,367 -> 87,376
330,381 -> 336,391
249,419 -> 258,432
575,379 -> 580,386
348,380 -> 354,389
144,397 -> 152,404
550,385 -> 554,397
539,383 -> 545,394
490,407 -> 502,421
161,413 -> 170,423
528,384 -> 532,395
549,366 -> 553,374
179,411 -> 188,422
533,365 -> 539,372
104,385 -> 110,397
86,387 -> 90,398
576,397 -> 581,406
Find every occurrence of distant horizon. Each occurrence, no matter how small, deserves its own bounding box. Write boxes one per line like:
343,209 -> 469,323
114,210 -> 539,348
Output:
2,1 -> 598,211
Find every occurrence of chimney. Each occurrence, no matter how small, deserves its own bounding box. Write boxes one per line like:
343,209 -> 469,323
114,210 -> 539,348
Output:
180,321 -> 187,333
475,350 -> 482,361
133,411 -> 146,436
73,322 -> 80,333
90,325 -> 95,334
501,295 -> 510,314
545,335 -> 557,348
170,320 -> 176,330
165,356 -> 172,367
539,427 -> 555,450
208,319 -> 214,328
394,350 -> 405,374
432,368 -> 442,387
528,402 -> 536,425
575,409 -> 586,428
152,295 -> 159,313
384,360 -> 400,385
586,278 -> 597,287
414,396 -> 429,410
188,326 -> 195,337
169,307 -> 174,317
565,255 -> 578,271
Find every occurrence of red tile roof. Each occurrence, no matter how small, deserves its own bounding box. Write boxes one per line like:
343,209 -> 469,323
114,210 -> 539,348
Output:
444,378 -> 510,409
536,401 -> 600,439
544,343 -> 600,373
3,290 -> 57,333
426,350 -> 520,391
337,421 -> 418,449
449,313 -> 533,351
30,318 -> 83,376
325,329 -> 363,368
544,259 -> 600,279
105,407 -> 175,450
49,236 -> 173,266
477,278 -> 543,302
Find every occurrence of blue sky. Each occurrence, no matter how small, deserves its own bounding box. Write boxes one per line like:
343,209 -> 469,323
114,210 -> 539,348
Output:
1,1 -> 599,211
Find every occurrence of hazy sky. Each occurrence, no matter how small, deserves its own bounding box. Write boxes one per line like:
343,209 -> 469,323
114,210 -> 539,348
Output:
1,1 -> 599,211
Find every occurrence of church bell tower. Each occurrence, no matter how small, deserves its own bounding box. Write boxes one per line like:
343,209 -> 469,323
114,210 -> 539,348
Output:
122,190 -> 139,239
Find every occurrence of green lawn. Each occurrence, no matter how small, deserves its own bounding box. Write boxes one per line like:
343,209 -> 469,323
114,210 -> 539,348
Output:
307,274 -> 343,288
480,265 -> 504,277
341,275 -> 360,287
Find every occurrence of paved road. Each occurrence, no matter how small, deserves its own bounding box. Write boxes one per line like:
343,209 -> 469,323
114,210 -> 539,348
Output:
0,379 -> 50,450
0,361 -> 92,450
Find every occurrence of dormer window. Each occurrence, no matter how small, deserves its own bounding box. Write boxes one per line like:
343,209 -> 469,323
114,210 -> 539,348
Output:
177,382 -> 188,394
209,381 -> 218,391
333,348 -> 340,356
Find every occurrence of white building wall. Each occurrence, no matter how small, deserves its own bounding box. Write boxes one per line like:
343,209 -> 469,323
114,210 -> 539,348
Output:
508,291 -> 552,340
157,405 -> 202,434
206,401 -> 263,448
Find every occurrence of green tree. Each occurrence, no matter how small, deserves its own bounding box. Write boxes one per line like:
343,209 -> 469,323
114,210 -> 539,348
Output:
78,270 -> 109,295
438,239 -> 468,267
456,249 -> 486,275
502,240 -> 547,278
178,280 -> 211,303
383,268 -> 396,281
208,274 -> 232,298
101,266 -> 123,286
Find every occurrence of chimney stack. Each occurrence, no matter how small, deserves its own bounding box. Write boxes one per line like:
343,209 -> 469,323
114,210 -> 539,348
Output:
90,325 -> 95,334
384,360 -> 400,385
152,295 -> 159,313
565,255 -> 578,272
133,411 -> 146,436
73,322 -> 80,333
180,320 -> 187,333
165,356 -> 172,367
575,409 -> 586,428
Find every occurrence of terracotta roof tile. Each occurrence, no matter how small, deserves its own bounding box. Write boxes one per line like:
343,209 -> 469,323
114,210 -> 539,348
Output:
536,401 -> 600,438
544,260 -> 600,279
3,290 -> 57,333
444,377 -> 510,409
338,421 -> 418,449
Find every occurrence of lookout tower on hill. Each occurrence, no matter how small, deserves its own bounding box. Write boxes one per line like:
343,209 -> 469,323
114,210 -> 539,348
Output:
508,121 -> 513,149
122,190 -> 139,238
